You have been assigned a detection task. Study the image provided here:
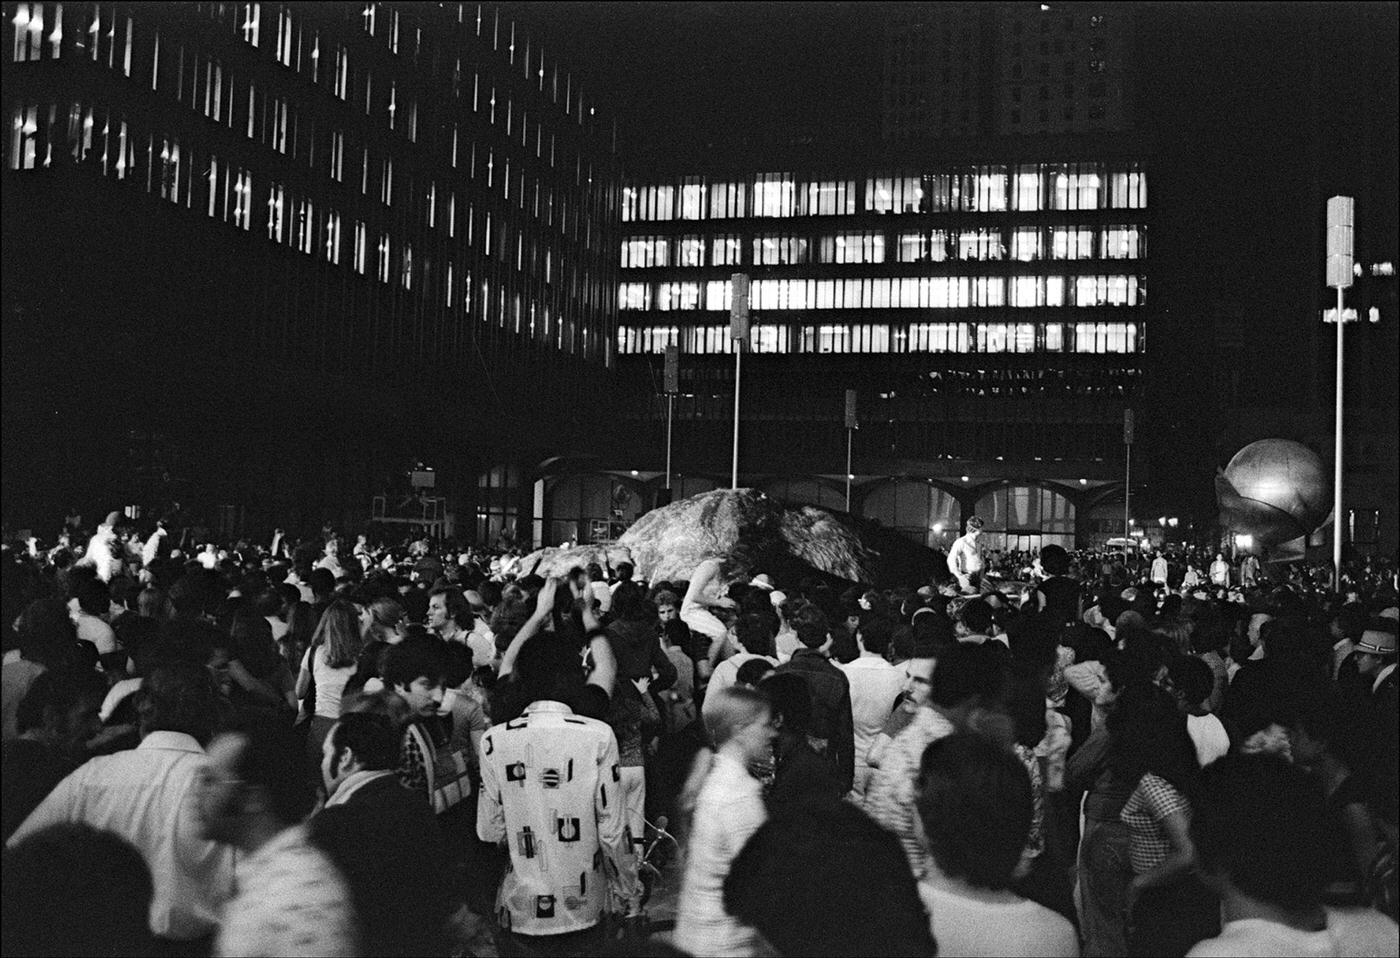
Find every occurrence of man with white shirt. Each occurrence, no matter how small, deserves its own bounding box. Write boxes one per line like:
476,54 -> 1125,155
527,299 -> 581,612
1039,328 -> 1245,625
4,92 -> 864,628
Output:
839,617 -> 906,802
7,663 -> 235,947
1186,754 -> 1399,957
947,516 -> 986,594
1150,551 -> 1169,587
199,722 -> 358,957
141,518 -> 168,568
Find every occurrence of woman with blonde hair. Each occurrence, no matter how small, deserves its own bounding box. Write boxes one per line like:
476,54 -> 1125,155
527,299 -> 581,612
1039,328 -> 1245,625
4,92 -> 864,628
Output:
675,685 -> 776,957
296,599 -> 364,772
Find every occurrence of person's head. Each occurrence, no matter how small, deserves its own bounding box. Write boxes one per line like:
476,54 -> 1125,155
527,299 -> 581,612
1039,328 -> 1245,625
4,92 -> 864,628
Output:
734,656 -> 776,689
706,685 -> 776,760
306,568 -> 336,599
382,636 -> 446,717
137,661 -> 221,746
366,596 -> 408,644
916,732 -> 1032,891
858,616 -> 895,657
426,586 -> 469,632
2,824 -> 154,957
321,711 -> 403,796
1190,754 -> 1327,913
929,640 -> 1009,711
1107,679 -> 1197,791
955,598 -> 994,638
735,612 -> 776,659
611,581 -> 653,623
759,671 -> 813,735
724,798 -> 938,958
15,597 -> 78,667
198,721 -> 313,848
15,668 -> 106,748
791,603 -> 832,652
311,598 -> 365,668
1165,654 -> 1215,714
964,515 -> 985,538
1354,618 -> 1398,678
614,561 -> 634,584
654,589 -> 680,625
1040,544 -> 1069,577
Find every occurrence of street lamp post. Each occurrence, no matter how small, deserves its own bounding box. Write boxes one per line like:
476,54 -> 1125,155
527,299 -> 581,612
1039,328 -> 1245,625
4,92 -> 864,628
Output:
663,344 -> 678,494
729,273 -> 750,490
1326,197 -> 1353,592
844,389 -> 857,511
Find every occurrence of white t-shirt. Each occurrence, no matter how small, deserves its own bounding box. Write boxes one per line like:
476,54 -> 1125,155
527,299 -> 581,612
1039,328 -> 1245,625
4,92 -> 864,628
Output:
304,644 -> 354,719
1186,909 -> 1400,958
919,880 -> 1079,957
1187,712 -> 1230,768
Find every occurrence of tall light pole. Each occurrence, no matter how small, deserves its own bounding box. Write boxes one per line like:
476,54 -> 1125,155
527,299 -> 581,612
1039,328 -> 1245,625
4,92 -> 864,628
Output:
729,273 -> 750,490
1325,196 -> 1354,592
1123,407 -> 1134,552
844,390 -> 858,511
663,344 -> 678,496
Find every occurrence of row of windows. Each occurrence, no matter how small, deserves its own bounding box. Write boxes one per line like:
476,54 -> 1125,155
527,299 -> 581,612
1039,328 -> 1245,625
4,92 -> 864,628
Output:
622,225 -> 1144,268
619,274 -> 1146,312
616,322 -> 1140,355
622,164 -> 1146,221
10,3 -> 613,238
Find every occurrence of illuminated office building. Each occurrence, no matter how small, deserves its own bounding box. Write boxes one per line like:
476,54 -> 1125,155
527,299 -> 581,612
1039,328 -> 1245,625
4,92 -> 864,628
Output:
613,141 -> 1152,552
2,1 -> 620,537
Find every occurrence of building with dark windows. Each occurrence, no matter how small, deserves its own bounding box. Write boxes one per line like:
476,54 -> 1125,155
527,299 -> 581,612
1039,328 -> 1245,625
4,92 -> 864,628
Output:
2,1 -> 620,541
882,2 -> 1135,142
609,136 -> 1153,552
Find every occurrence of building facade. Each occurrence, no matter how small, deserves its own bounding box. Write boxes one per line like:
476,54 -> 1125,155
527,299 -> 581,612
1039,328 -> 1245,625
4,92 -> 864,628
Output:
882,2 -> 1135,142
609,138 -> 1152,552
2,1 -> 621,540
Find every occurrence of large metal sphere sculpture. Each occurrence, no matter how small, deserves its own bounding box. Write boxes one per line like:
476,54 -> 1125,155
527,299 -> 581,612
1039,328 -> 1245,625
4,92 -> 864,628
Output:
1215,439 -> 1331,549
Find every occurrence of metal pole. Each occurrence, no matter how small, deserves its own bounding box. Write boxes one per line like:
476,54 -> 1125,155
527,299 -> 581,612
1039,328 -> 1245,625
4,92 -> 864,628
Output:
1333,284 -> 1344,591
665,393 -> 674,491
845,428 -> 853,511
731,346 -> 741,489
1123,443 -> 1131,553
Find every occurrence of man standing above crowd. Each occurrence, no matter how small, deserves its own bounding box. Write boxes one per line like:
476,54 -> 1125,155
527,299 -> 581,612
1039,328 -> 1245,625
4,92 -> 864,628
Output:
947,516 -> 986,595
1210,552 -> 1231,589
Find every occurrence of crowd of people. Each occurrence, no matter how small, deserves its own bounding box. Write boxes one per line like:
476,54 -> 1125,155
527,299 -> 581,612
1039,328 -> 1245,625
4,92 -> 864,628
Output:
2,508 -> 1398,957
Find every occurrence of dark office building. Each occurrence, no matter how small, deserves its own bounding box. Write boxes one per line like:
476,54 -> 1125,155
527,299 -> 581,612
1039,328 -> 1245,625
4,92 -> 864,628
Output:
2,1 -> 620,541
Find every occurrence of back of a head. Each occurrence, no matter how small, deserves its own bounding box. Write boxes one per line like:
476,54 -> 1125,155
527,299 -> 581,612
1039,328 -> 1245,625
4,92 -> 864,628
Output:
330,712 -> 403,772
724,798 -> 937,957
957,599 -> 994,636
759,672 -> 813,735
1040,544 -> 1070,577
706,685 -> 770,747
916,732 -> 1032,891
510,634 -> 585,705
736,612 -> 777,658
16,668 -> 107,737
611,581 -> 650,621
790,603 -> 831,650
16,597 -> 77,666
1108,680 -> 1195,789
2,824 -> 154,957
1166,654 -> 1215,709
226,719 -> 314,826
859,616 -> 895,657
313,599 -> 365,668
929,640 -> 1009,710
139,661 -> 221,745
1190,753 -> 1327,912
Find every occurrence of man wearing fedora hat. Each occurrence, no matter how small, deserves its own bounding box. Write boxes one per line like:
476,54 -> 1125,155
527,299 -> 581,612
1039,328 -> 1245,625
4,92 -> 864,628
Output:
1354,618 -> 1398,714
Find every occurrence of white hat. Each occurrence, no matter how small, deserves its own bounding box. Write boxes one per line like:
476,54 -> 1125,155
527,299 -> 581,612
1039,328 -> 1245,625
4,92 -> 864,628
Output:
750,574 -> 775,590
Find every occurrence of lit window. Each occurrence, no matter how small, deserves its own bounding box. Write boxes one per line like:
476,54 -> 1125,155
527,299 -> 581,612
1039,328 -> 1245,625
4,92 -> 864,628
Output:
754,173 -> 796,217
381,156 -> 392,205
679,179 -> 705,220
240,2 -> 260,47
618,282 -> 650,310
710,235 -> 742,267
329,130 -> 343,181
352,221 -> 367,273
324,211 -> 341,264
401,244 -> 412,289
275,7 -> 293,66
266,182 -> 285,242
1012,228 -> 1041,261
377,234 -> 391,283
334,46 -> 349,100
232,169 -> 253,229
676,236 -> 704,267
